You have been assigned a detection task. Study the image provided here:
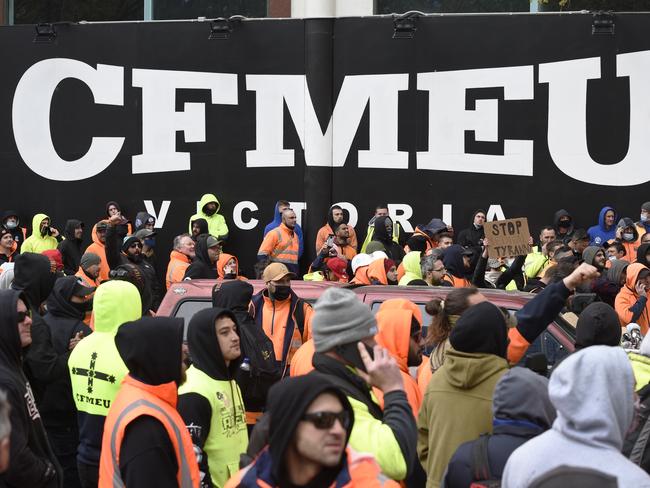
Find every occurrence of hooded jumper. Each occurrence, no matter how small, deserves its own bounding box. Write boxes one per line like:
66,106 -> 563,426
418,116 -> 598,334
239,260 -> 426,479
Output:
263,201 -> 304,258
133,211 -> 155,232
553,209 -> 574,242
67,280 -> 142,468
86,221 -> 110,283
444,367 -> 556,487
187,193 -> 229,240
21,213 -> 59,254
315,205 -> 358,253
39,277 -> 93,432
107,317 -> 187,486
1,209 -> 25,252
217,253 -> 244,280
178,307 -> 248,487
574,302 -> 621,350
190,217 -> 209,241
615,262 -> 650,334
375,308 -> 423,416
441,245 -> 472,287
457,209 -> 486,250
502,346 -> 650,487
12,253 -> 62,403
617,217 -> 641,262
0,289 -> 62,488
183,233 -> 217,280
57,219 -> 85,276
588,206 -> 617,246
369,216 -> 405,264
398,251 -> 423,286
417,302 -> 510,488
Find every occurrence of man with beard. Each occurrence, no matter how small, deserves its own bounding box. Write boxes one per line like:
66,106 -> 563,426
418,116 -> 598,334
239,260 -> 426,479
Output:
183,234 -> 221,280
315,205 -> 358,253
98,317 -> 199,488
365,216 -> 405,265
188,193 -> 229,241
257,209 -> 300,275
105,215 -> 160,312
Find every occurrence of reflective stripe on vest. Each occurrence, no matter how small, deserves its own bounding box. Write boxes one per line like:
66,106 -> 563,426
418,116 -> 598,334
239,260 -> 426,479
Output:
270,228 -> 298,264
109,398 -> 194,488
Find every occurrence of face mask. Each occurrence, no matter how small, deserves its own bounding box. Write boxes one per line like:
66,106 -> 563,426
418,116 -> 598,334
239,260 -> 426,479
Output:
144,238 -> 156,249
4,220 -> 17,230
71,301 -> 91,314
623,233 -> 635,241
642,214 -> 649,223
270,285 -> 291,301
204,206 -> 217,216
40,226 -> 51,237
608,256 -> 617,262
485,270 -> 502,286
558,221 -> 571,229
334,342 -> 375,373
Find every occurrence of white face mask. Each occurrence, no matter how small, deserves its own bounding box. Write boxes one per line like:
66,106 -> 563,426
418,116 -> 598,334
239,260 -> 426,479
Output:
4,219 -> 17,229
642,213 -> 649,223
623,233 -> 635,241
609,256 -> 617,262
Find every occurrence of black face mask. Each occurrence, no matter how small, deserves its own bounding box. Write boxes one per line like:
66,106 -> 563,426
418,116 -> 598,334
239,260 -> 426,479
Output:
335,342 -> 375,373
203,206 -> 217,216
71,301 -> 92,314
224,273 -> 237,280
270,285 -> 291,301
558,221 -> 571,229
40,226 -> 51,237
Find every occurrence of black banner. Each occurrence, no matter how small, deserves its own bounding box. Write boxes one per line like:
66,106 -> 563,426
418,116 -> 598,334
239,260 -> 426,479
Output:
1,13 -> 649,276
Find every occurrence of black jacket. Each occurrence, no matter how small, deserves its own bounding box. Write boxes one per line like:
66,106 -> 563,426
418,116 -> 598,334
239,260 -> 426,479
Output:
370,216 -> 405,264
114,317 -> 184,487
624,381 -> 650,473
11,254 -> 64,404
183,234 -> 217,280
1,210 -> 25,253
39,277 -> 92,430
105,223 -> 161,312
178,307 -> 242,488
0,289 -> 62,488
472,254 -> 526,290
553,209 -> 575,243
57,219 -> 85,276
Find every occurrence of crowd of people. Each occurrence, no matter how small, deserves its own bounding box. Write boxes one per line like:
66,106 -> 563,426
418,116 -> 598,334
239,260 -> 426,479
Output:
1,197 -> 650,487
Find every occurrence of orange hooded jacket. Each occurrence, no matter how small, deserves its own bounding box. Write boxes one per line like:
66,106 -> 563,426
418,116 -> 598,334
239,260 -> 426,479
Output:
86,221 -> 110,283
217,253 -> 247,280
374,308 -> 422,417
368,259 -> 389,285
350,266 -> 371,285
166,250 -> 192,289
615,262 -> 650,334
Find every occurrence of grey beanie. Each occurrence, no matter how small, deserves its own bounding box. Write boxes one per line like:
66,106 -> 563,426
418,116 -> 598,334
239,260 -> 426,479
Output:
80,252 -> 101,269
642,202 -> 650,213
607,259 -> 629,284
312,287 -> 378,353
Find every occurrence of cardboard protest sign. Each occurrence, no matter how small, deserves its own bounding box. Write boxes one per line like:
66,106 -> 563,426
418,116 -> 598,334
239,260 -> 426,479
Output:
485,218 -> 532,259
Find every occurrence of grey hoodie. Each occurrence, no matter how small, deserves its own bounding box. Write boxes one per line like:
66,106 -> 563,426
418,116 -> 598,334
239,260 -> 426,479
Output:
502,346 -> 650,487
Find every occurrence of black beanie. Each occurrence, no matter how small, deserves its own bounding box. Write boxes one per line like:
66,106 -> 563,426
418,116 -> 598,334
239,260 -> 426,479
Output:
574,302 -> 621,350
449,301 -> 508,358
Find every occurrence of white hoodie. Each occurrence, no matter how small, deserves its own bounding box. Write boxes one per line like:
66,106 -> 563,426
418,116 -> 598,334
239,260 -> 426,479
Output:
502,346 -> 650,487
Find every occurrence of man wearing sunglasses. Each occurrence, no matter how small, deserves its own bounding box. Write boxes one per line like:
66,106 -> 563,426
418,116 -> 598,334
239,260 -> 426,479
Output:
0,288 -> 62,487
226,374 -> 396,487
105,215 -> 160,313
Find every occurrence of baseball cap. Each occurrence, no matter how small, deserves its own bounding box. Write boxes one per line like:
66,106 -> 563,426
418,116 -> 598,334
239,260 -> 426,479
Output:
72,278 -> 96,297
134,229 -> 157,241
262,263 -> 296,283
205,235 -> 222,249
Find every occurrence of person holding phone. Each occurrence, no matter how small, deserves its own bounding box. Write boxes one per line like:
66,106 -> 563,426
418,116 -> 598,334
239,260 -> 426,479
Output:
309,287 -> 418,483
20,213 -> 61,254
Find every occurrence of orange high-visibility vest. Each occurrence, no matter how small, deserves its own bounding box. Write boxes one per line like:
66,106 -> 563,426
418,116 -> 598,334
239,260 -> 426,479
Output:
98,375 -> 200,488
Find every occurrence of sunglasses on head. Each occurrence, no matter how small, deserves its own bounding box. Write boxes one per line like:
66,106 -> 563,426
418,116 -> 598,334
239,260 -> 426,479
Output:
302,410 -> 350,430
16,310 -> 31,322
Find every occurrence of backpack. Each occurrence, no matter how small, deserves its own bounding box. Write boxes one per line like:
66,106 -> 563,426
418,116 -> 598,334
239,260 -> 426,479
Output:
234,314 -> 282,412
469,434 -> 501,488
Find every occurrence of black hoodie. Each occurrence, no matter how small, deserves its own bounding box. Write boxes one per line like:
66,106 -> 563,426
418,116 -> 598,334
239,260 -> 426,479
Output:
553,209 -> 575,242
0,289 -> 62,488
457,209 -> 486,250
178,307 -> 242,487
637,243 -> 650,268
213,281 -> 279,411
133,212 -> 155,232
39,277 -> 93,430
370,216 -> 405,264
442,244 -> 470,280
266,373 -> 354,483
57,219 -> 85,276
183,234 -> 217,280
326,205 -> 349,231
113,317 -> 184,487
1,209 -> 25,252
449,301 -> 509,359
12,254 -> 66,403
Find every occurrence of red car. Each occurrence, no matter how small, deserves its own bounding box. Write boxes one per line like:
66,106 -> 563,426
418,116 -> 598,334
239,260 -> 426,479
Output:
158,280 -> 575,368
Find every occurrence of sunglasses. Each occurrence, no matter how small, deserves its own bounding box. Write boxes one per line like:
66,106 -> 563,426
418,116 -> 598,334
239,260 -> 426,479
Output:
17,310 -> 31,323
302,410 -> 350,430
129,242 -> 143,249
